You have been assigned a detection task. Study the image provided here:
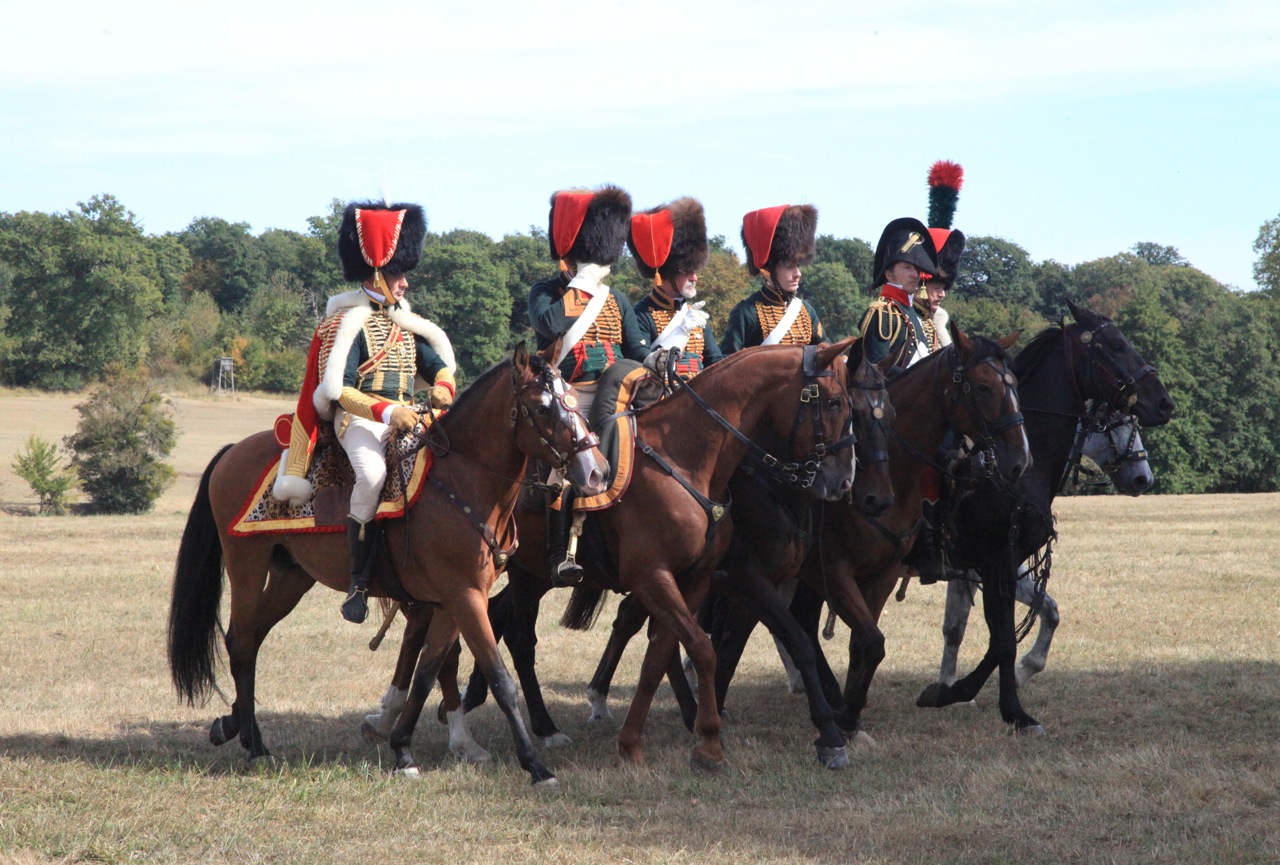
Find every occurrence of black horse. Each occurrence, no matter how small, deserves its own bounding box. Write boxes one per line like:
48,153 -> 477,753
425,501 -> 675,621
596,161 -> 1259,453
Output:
909,301 -> 1174,732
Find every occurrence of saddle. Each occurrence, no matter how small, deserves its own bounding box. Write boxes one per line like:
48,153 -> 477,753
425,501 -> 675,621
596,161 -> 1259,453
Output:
229,405 -> 437,536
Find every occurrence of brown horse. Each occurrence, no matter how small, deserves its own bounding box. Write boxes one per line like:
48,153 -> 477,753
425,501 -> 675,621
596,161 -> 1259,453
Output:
167,344 -> 605,786
412,339 -> 864,771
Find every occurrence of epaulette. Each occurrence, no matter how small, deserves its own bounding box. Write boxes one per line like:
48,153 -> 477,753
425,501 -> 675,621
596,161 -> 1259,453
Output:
859,299 -> 908,344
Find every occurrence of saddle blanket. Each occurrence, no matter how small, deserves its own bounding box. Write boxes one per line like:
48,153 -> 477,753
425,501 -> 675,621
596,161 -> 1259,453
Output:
568,360 -> 663,513
229,408 -> 436,536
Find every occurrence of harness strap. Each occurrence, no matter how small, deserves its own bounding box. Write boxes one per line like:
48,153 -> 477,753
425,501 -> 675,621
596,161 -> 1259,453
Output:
426,474 -> 518,570
635,436 -> 730,542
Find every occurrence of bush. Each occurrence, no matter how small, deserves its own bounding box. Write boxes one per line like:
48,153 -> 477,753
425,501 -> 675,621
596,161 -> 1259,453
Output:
64,365 -> 177,514
12,432 -> 75,515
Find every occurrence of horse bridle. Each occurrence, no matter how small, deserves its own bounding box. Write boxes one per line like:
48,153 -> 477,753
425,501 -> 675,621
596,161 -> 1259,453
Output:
848,363 -> 890,468
680,345 -> 856,490
1061,402 -> 1148,491
942,343 -> 1026,458
510,357 -> 600,475
1065,320 -> 1159,413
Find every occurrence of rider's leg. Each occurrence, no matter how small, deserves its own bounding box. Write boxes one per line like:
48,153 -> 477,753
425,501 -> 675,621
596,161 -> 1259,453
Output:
338,409 -> 390,623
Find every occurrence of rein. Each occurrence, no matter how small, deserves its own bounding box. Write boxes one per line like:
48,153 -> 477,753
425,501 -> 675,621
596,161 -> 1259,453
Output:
1063,320 -> 1159,413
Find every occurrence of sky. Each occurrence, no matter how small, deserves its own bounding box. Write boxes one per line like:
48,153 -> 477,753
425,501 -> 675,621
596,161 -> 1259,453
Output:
3,0 -> 1278,291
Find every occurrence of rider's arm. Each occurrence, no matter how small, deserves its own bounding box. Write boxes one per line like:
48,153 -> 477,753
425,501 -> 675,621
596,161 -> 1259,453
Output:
701,319 -> 725,366
718,301 -> 756,356
616,290 -> 651,362
806,301 -> 826,345
527,275 -> 570,342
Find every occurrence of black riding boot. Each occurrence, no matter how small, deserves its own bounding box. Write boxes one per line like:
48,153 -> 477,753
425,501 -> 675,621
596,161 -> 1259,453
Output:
342,516 -> 377,624
904,501 -> 957,585
547,488 -> 584,587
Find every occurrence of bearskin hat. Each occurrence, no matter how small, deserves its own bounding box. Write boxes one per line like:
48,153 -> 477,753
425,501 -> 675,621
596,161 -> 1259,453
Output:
627,197 -> 709,286
872,216 -> 939,288
547,185 -> 632,267
741,204 -> 818,276
927,227 -> 966,288
337,202 -> 427,282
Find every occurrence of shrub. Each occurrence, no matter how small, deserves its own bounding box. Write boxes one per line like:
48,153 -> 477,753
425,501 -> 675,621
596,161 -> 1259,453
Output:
11,432 -> 75,515
64,365 -> 177,514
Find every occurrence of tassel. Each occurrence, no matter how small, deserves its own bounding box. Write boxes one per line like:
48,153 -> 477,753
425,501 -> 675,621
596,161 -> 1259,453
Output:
559,259 -> 569,273
654,273 -> 662,287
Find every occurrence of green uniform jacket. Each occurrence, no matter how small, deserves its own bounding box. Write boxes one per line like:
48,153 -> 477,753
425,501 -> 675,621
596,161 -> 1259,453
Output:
719,284 -> 825,356
859,284 -> 929,372
633,290 -> 723,378
528,273 -> 649,383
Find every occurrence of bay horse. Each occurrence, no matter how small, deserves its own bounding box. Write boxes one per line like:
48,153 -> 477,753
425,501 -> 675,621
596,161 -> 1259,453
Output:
692,327 -> 1033,743
568,340 -> 897,769
935,406 -> 1153,691
443,339 -> 865,771
915,302 -> 1173,732
167,344 -> 606,786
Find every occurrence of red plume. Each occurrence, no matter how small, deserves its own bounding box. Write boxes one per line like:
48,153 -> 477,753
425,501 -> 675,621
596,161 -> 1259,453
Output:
928,160 -> 964,192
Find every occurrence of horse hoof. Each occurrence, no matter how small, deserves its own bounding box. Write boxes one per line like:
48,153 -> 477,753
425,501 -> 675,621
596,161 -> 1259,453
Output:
397,765 -> 422,779
209,718 -> 230,746
1016,723 -> 1047,737
816,745 -> 850,770
541,732 -> 573,749
533,776 -> 562,792
689,753 -> 723,773
586,711 -> 612,726
360,719 -> 387,744
719,708 -> 733,725
946,699 -> 979,710
847,729 -> 876,748
450,742 -> 492,764
916,682 -> 949,708
436,701 -> 449,725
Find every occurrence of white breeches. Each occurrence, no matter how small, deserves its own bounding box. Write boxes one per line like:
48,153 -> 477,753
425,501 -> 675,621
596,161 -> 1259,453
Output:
336,408 -> 391,522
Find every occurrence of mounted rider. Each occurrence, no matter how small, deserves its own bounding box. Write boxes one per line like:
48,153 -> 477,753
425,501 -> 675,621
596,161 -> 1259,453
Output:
629,197 -> 720,383
528,185 -> 648,586
720,204 -> 824,355
272,201 -> 457,624
859,216 -> 940,373
915,160 -> 967,352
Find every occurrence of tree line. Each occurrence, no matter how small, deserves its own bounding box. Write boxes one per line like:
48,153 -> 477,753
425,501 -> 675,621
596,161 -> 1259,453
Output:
2,194 -> 1279,496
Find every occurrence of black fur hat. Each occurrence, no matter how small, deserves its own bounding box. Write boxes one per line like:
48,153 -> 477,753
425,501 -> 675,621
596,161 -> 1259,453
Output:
872,217 -> 938,288
627,197 -> 710,285
929,228 -> 966,288
337,202 -> 427,282
741,204 -> 817,276
547,185 -> 632,267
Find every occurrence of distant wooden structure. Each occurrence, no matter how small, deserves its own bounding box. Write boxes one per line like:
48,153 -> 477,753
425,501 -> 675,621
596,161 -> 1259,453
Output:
210,356 -> 236,396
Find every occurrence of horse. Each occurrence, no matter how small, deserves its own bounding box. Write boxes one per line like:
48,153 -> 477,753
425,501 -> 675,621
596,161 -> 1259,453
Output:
443,339 -> 865,770
568,340 -> 897,769
705,327 -> 1032,743
914,302 -> 1173,733
167,344 -> 606,786
935,406 -> 1153,692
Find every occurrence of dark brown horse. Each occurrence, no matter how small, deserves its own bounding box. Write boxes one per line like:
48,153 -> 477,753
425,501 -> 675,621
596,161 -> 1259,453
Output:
445,339 -> 865,770
167,344 -> 605,786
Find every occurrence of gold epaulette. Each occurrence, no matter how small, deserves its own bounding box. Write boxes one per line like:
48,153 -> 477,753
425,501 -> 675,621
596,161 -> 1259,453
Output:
859,299 -> 906,345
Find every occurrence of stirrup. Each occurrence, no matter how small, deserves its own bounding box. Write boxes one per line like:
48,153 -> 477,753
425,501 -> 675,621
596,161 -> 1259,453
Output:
552,555 -> 584,588
341,586 -> 369,624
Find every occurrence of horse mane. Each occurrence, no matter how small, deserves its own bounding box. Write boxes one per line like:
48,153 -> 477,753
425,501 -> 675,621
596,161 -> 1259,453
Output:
435,357 -> 512,431
1011,325 -> 1063,379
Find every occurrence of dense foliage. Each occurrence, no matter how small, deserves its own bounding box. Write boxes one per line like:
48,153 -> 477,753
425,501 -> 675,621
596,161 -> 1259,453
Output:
2,194 -> 1278,494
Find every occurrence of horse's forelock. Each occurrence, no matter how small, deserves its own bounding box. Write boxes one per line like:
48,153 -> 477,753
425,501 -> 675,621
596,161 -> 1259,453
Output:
967,334 -> 1011,365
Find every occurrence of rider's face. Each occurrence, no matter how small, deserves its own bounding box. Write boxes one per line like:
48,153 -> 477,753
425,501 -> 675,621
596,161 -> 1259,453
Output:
886,262 -> 921,292
772,261 -> 802,294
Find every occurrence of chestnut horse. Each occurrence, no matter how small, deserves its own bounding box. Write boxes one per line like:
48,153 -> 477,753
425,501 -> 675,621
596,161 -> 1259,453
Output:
411,339 -> 864,771
915,303 -> 1173,732
167,344 -> 605,786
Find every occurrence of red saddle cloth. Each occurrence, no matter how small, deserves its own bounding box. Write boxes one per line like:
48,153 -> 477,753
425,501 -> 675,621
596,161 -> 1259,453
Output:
229,409 -> 437,536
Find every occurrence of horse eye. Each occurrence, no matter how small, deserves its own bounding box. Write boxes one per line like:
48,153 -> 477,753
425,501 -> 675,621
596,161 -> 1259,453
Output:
534,404 -> 550,416
826,397 -> 842,410
977,383 -> 994,395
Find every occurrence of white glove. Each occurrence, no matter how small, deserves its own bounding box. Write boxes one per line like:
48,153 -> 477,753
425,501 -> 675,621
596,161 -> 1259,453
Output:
680,301 -> 709,335
568,262 -> 611,296
644,347 -> 676,375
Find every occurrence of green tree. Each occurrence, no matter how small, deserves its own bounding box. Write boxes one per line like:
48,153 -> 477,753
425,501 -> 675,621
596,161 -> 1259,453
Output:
954,236 -> 1038,309
493,230 -> 549,351
695,246 -> 753,338
1067,253 -> 1155,319
65,365 -> 176,513
1252,213 -> 1280,296
178,216 -> 264,312
12,433 -> 75,515
413,243 -> 511,379
1131,242 -> 1189,268
815,235 -> 874,289
799,261 -> 866,341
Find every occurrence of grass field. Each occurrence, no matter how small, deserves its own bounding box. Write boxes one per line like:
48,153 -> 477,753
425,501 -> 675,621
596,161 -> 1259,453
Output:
0,391 -> 1277,864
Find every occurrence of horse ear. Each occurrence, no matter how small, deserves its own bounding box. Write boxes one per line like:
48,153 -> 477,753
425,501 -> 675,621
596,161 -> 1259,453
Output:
538,338 -> 561,365
846,336 -> 866,371
951,321 -> 972,354
815,335 -> 859,370
996,330 -> 1021,351
513,341 -> 531,378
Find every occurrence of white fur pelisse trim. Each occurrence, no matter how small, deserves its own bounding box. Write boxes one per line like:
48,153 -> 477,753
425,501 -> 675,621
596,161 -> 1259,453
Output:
271,449 -> 314,505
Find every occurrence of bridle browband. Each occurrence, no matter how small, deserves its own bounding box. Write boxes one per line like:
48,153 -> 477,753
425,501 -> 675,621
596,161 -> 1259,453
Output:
509,356 -> 600,474
1064,320 -> 1159,413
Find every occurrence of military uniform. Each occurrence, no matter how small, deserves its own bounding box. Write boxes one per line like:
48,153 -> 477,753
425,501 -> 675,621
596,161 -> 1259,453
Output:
721,284 -> 824,354
528,273 -> 649,385
633,290 -> 722,378
860,283 -> 930,370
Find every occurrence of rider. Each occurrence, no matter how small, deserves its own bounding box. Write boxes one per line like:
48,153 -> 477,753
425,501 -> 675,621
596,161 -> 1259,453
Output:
915,160 -> 966,351
272,201 -> 457,624
859,216 -> 939,372
528,185 -> 649,586
628,197 -> 721,381
720,204 -> 824,355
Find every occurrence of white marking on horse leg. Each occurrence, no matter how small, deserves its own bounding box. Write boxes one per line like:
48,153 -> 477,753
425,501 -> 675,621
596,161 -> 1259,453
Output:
362,685 -> 408,742
939,579 -> 975,686
772,581 -> 805,693
446,707 -> 491,763
586,686 -> 613,724
1015,580 -> 1060,689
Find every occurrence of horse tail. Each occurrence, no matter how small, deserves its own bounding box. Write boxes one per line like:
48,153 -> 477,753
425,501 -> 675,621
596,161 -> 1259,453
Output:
168,444 -> 233,705
559,584 -> 607,631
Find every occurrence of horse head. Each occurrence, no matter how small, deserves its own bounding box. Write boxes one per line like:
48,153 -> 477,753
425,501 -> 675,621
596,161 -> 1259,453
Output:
1066,300 -> 1174,427
510,342 -> 607,497
1082,405 -> 1153,496
846,338 -> 895,516
949,325 -> 1032,484
777,336 -> 860,501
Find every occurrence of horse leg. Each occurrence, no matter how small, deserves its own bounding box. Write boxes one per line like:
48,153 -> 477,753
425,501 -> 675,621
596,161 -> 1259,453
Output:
770,581 -> 806,694
586,593 -> 648,725
820,573 -> 883,746
939,578 -> 977,687
362,605 -> 430,743
498,564 -> 566,746
461,582 -> 508,713
1014,575 -> 1059,689
437,638 -> 491,763
710,593 -> 760,719
790,581 -> 843,709
219,550 -> 313,760
388,612 -> 460,776
453,587 -> 558,786
620,570 -> 720,772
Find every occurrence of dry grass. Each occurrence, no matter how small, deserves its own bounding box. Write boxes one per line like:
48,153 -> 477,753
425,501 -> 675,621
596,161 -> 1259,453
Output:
0,392 -> 1277,864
